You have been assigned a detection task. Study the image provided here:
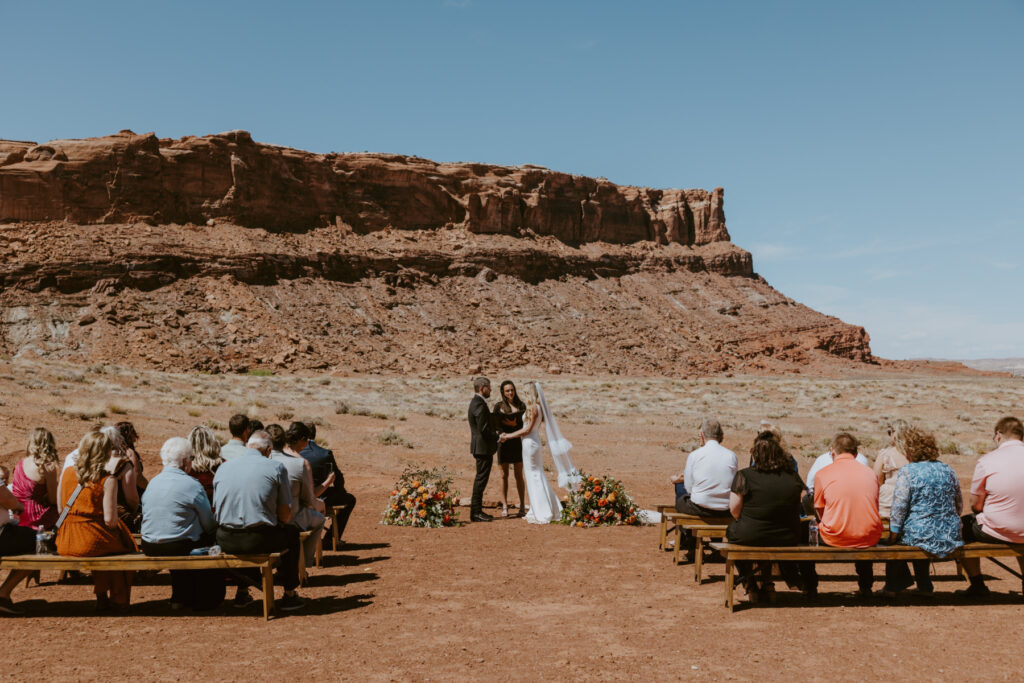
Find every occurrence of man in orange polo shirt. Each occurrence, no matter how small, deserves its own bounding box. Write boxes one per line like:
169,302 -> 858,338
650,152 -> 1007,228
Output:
813,433 -> 882,597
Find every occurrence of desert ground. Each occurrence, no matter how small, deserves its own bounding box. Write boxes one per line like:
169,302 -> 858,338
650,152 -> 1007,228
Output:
2,359 -> 1024,680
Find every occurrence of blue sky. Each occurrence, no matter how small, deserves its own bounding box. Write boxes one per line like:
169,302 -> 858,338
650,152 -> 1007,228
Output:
1,1 -> 1021,359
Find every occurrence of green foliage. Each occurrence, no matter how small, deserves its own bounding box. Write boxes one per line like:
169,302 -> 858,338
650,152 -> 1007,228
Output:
381,466 -> 460,527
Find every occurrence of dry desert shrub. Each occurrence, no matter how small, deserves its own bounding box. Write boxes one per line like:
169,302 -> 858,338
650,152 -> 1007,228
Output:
377,428 -> 413,449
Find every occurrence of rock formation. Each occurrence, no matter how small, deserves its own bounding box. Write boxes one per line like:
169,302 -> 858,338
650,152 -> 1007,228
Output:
0,130 -> 874,375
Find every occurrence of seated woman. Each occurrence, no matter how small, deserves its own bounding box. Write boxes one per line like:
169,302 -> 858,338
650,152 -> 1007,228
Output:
187,425 -> 224,505
56,427 -> 139,612
274,423 -> 326,571
882,426 -> 963,596
11,427 -> 60,531
874,419 -> 910,519
727,432 -> 816,602
0,481 -> 36,615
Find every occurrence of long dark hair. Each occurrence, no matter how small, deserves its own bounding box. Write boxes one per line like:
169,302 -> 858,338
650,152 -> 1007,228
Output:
498,380 -> 525,413
750,431 -> 790,473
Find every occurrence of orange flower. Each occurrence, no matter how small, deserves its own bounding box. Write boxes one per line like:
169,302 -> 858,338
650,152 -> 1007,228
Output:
593,485 -> 602,494
400,488 -> 409,496
418,509 -> 427,518
608,492 -> 617,502
417,486 -> 427,494
436,491 -> 446,499
392,489 -> 399,496
411,480 -> 421,489
576,521 -> 584,528
598,498 -> 607,507
584,491 -> 593,500
404,501 -> 413,510
443,514 -> 452,525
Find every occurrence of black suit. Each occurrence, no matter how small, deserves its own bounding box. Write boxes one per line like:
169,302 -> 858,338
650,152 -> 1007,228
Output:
468,394 -> 499,515
300,440 -> 357,541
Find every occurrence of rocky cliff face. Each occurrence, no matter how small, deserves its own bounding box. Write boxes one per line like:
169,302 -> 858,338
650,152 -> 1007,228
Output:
0,130 -> 873,375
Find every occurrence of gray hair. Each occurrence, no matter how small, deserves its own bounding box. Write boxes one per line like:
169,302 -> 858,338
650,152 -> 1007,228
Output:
100,425 -> 127,454
700,418 -> 723,442
473,377 -> 491,392
160,437 -> 193,469
246,429 -> 272,455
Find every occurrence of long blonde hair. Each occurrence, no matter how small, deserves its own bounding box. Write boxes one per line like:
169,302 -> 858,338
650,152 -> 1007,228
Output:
188,425 -> 223,474
75,428 -> 113,484
522,382 -> 540,421
27,427 -> 59,472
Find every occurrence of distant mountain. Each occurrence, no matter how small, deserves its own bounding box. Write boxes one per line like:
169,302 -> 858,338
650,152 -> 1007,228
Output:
959,359 -> 1024,376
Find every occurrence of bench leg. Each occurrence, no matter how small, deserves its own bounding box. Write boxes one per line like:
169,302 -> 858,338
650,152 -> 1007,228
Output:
725,559 -> 735,612
331,511 -> 340,552
315,532 -> 323,568
262,564 -> 275,620
673,525 -> 683,565
659,516 -> 669,551
695,535 -> 704,583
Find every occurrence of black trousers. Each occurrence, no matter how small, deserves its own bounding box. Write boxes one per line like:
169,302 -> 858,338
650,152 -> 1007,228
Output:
216,524 -> 301,592
141,536 -> 225,608
0,524 -> 36,556
808,540 -> 873,592
884,559 -> 933,592
736,559 -> 817,591
471,454 -> 493,515
325,489 -> 357,540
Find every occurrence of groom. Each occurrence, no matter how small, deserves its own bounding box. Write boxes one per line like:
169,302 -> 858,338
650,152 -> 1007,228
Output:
468,377 -> 499,522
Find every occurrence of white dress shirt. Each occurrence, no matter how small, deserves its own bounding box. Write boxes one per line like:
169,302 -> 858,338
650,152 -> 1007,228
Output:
683,439 -> 738,510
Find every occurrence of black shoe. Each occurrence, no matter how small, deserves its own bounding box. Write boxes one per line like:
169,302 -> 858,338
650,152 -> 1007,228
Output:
0,597 -> 23,616
278,593 -> 305,612
956,583 -> 992,598
471,513 -> 493,522
233,588 -> 257,609
854,588 -> 874,599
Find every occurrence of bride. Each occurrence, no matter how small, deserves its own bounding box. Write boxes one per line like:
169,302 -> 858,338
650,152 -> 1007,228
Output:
498,382 -> 579,524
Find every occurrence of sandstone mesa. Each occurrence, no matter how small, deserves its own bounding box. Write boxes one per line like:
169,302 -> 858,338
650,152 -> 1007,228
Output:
0,130 -> 874,376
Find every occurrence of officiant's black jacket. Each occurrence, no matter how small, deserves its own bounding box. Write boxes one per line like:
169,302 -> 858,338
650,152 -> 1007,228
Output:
468,394 -> 499,457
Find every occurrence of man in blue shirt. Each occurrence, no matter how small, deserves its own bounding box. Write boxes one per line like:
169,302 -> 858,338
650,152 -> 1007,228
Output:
214,430 -> 304,612
219,414 -> 255,461
141,437 -> 220,609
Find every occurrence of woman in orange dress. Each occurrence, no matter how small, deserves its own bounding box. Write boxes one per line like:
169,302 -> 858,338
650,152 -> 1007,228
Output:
56,427 -> 138,611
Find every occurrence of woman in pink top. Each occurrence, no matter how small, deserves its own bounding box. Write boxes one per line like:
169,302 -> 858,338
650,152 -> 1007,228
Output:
10,428 -> 60,530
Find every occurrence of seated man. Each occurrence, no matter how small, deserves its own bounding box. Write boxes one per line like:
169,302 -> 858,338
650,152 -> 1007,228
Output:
812,432 -> 882,597
300,421 -> 357,545
141,437 -> 222,609
674,418 -> 737,517
219,414 -> 254,461
213,430 -> 304,612
959,416 -> 1024,597
268,423 -> 325,571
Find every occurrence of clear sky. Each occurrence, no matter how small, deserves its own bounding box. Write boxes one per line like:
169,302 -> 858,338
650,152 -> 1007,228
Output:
1,1 -> 1021,360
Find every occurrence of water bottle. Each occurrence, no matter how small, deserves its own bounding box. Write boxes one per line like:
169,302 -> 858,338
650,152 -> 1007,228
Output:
207,545 -> 222,557
35,530 -> 55,555
808,520 -> 819,546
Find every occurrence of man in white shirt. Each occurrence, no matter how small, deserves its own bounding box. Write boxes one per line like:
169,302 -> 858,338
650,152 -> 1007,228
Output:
220,414 -> 256,461
672,418 -> 737,516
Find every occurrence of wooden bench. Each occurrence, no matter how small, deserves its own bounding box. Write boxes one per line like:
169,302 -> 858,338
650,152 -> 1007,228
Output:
1,552 -> 283,620
327,504 -> 351,551
663,511 -> 734,568
656,504 -> 677,551
297,529 -> 324,586
710,542 -> 1024,611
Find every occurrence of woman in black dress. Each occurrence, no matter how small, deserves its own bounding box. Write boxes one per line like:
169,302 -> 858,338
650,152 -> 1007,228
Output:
493,381 -> 526,518
727,432 -> 816,602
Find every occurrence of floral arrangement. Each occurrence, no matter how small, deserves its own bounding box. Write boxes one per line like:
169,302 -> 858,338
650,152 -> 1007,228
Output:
381,466 -> 460,527
559,472 -> 641,527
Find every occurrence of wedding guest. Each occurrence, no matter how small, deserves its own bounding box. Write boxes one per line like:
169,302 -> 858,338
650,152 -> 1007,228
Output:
874,420 -> 911,518
11,427 -> 60,530
758,421 -> 800,475
188,425 -> 224,504
220,414 -> 253,461
0,464 -> 9,488
271,423 -> 325,570
300,422 -> 357,543
116,422 -> 149,492
115,422 -> 146,532
58,425 -> 139,515
881,426 -> 962,596
141,437 -> 221,609
812,433 -> 882,597
56,427 -> 139,612
958,416 -> 1024,597
249,419 -> 265,433
727,432 -> 816,601
213,430 -> 304,611
673,418 -> 737,517
802,442 -> 870,515
0,480 -> 35,615
493,380 -> 526,518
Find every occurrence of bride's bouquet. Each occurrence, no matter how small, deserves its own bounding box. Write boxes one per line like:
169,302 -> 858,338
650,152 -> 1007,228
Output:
559,473 -> 641,527
381,466 -> 460,528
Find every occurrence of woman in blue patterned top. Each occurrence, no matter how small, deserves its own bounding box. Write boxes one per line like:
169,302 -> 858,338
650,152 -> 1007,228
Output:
882,426 -> 963,596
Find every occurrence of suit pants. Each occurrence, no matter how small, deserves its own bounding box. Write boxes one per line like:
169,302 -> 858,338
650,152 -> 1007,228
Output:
142,535 -> 225,609
471,454 -> 493,515
325,489 -> 357,541
216,524 -> 301,592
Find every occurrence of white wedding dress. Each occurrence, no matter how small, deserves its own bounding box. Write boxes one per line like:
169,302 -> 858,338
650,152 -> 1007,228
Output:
521,408 -> 563,524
